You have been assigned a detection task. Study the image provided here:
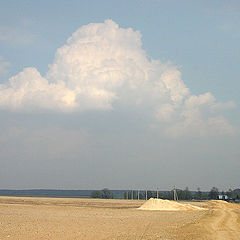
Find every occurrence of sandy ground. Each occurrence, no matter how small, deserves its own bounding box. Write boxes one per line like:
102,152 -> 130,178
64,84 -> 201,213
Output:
0,196 -> 239,240
177,200 -> 240,240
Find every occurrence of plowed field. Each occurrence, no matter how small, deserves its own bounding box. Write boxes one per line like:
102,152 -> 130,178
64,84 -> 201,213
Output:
0,197 -> 239,240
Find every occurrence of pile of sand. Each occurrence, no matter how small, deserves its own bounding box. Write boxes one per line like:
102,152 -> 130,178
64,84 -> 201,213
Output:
138,198 -> 205,211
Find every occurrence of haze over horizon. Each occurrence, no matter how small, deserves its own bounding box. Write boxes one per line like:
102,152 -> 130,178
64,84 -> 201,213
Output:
0,1 -> 239,191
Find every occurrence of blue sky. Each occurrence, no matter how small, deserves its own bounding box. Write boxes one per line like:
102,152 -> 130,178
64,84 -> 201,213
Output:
0,0 -> 239,190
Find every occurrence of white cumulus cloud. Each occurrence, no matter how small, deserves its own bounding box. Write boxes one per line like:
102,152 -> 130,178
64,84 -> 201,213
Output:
0,20 -> 236,137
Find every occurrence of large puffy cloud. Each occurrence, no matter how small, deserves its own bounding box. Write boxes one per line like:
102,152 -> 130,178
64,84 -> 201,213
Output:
0,20 -> 235,137
0,67 -> 113,111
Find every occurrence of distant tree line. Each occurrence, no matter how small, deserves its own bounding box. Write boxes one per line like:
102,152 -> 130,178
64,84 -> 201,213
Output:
91,187 -> 240,201
91,188 -> 113,199
123,188 -> 193,200
122,187 -> 240,201
208,187 -> 240,201
123,190 -> 172,200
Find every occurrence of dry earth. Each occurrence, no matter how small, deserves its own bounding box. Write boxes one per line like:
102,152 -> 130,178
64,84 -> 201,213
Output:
177,200 -> 240,240
0,196 -> 239,240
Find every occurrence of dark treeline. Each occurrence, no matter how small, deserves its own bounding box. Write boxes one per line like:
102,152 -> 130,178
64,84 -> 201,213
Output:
121,187 -> 240,201
122,188 -> 194,200
0,188 -> 239,201
91,187 -> 240,201
91,188 -> 114,199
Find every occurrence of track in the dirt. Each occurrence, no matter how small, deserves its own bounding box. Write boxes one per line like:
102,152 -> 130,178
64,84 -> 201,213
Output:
209,203 -> 240,240
178,201 -> 240,240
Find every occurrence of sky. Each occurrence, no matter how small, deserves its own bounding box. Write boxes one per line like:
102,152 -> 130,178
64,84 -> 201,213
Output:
0,0 -> 239,191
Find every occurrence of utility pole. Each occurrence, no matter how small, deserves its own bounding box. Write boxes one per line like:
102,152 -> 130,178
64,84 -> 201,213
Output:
173,186 -> 178,201
131,190 -> 133,200
157,189 -> 159,199
146,190 -> 148,200
138,190 -> 140,200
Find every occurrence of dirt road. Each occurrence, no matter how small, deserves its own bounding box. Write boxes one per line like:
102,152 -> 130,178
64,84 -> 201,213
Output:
178,201 -> 240,240
210,201 -> 240,239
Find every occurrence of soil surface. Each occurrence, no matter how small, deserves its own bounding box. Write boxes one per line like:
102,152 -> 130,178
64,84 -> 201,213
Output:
0,196 -> 239,240
177,200 -> 240,240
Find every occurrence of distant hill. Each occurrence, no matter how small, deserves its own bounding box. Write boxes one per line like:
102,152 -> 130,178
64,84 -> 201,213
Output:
0,189 -> 127,198
0,189 -> 92,198
0,189 -> 167,199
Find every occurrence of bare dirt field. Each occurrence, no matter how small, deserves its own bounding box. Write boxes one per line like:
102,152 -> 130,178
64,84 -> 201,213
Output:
0,196 -> 239,240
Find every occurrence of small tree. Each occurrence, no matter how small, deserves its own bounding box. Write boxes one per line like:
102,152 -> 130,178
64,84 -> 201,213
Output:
208,187 -> 219,200
196,187 -> 202,200
176,189 -> 184,200
101,188 -> 112,199
147,191 -> 154,199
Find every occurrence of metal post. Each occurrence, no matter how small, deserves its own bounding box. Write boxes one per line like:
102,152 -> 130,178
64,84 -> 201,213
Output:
173,186 -> 176,201
173,186 -> 178,201
131,190 -> 133,200
138,190 -> 139,200
146,190 -> 147,200
157,189 -> 159,199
